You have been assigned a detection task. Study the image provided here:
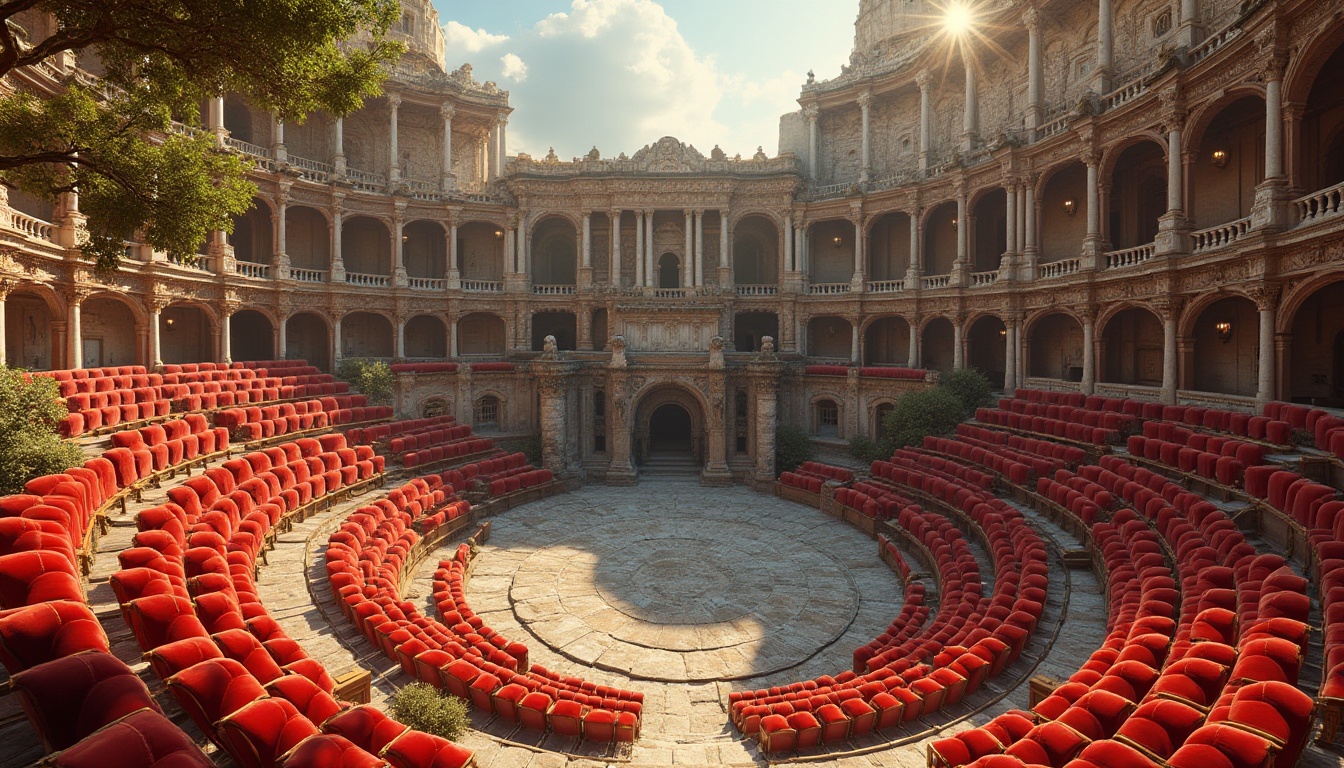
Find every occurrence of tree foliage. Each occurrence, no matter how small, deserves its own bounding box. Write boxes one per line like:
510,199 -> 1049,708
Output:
0,368 -> 82,494
882,387 -> 966,450
389,682 -> 469,742
939,367 -> 994,415
337,357 -> 393,406
776,424 -> 814,474
0,0 -> 404,272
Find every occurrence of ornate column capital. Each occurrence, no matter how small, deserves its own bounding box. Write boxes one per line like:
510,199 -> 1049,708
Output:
387,93 -> 401,109
63,285 -> 93,305
219,299 -> 241,318
1248,283 -> 1281,312
1151,296 -> 1184,322
1082,150 -> 1101,169
857,90 -> 872,109
146,295 -> 173,314
1023,6 -> 1040,29
802,104 -> 819,122
1078,303 -> 1099,324
915,69 -> 933,90
440,102 -> 455,119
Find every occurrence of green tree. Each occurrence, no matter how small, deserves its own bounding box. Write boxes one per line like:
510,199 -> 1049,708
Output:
883,387 -> 965,449
775,424 -> 814,474
337,357 -> 393,406
939,367 -> 994,416
0,368 -> 83,494
0,1 -> 404,273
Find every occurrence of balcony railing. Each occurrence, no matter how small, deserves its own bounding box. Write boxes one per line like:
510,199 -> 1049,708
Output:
234,261 -> 271,279
225,137 -> 271,158
1103,244 -> 1155,270
345,167 -> 386,193
462,280 -> 503,293
1039,258 -> 1082,279
532,284 -> 576,295
1100,72 -> 1150,113
736,284 -> 778,296
1294,180 -> 1344,225
867,279 -> 906,293
409,276 -> 446,291
288,154 -> 332,183
345,271 -> 389,287
970,270 -> 999,287
651,287 -> 689,298
169,255 -> 213,273
808,282 -> 852,295
289,268 -> 326,283
1191,217 -> 1251,254
921,275 -> 952,290
1188,22 -> 1242,66
5,210 -> 54,241
404,178 -> 440,201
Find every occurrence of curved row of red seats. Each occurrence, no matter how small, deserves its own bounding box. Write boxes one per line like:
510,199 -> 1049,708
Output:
348,414 -> 457,446
486,469 -> 553,497
977,407 -> 1120,446
402,437 -> 494,469
779,472 -> 824,494
997,399 -> 1135,434
1035,468 -> 1117,526
888,448 -> 996,490
325,480 -> 642,744
797,461 -> 854,483
927,433 -> 1066,484
390,424 -> 473,454
957,424 -> 1090,465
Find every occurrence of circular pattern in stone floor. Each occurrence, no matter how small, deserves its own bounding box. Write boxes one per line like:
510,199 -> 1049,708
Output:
490,491 -> 865,682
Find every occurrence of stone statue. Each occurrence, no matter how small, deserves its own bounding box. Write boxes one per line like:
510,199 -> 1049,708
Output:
807,70 -> 816,84
753,146 -> 768,161
586,146 -> 601,161
544,147 -> 559,163
541,334 -> 559,360
758,335 -> 777,360
610,335 -> 627,368
710,145 -> 726,161
709,335 -> 725,369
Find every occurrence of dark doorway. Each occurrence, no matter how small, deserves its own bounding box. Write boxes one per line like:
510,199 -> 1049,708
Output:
658,253 -> 680,289
649,403 -> 692,453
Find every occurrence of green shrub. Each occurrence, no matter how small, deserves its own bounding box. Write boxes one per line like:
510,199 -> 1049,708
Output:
0,368 -> 83,495
337,357 -> 394,406
389,682 -> 469,741
848,434 -> 890,464
939,367 -> 994,417
775,424 -> 814,474
883,387 -> 966,449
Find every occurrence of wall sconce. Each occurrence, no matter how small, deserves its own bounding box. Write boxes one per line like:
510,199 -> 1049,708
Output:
950,217 -> 958,228
1215,320 -> 1232,342
832,235 -> 843,247
401,234 -> 410,243
164,317 -> 176,332
1211,149 -> 1229,169
493,229 -> 504,238
1062,199 -> 1077,216
999,328 -> 1007,338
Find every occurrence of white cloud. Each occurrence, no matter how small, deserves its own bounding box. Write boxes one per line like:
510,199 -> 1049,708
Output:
500,53 -> 528,82
442,20 -> 508,54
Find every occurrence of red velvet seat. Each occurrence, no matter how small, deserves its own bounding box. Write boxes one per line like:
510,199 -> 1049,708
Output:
126,594 -> 210,652
1115,697 -> 1206,761
0,599 -> 108,673
1166,723 -> 1278,768
380,729 -> 475,768
166,658 -> 267,748
217,696 -> 321,768
11,650 -> 161,751
276,733 -> 387,767
48,707 -> 213,768
323,705 -> 411,756
1211,680 -> 1314,768
0,550 -> 83,608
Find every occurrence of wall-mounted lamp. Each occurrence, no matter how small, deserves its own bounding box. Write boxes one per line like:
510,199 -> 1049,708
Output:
950,217 -> 959,228
164,317 -> 176,332
832,235 -> 843,247
999,328 -> 1007,338
1215,320 -> 1232,342
493,229 -> 504,239
1211,149 -> 1230,169
401,234 -> 410,243
1062,199 -> 1077,217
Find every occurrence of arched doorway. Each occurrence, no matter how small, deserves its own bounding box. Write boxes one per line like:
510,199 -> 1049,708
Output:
633,386 -> 704,476
230,310 -> 275,364
81,295 -> 140,368
966,315 -> 1007,389
921,317 -> 955,371
1189,295 -> 1258,397
1101,306 -> 1163,386
658,253 -> 680,289
285,312 -> 329,371
1028,312 -> 1084,382
1289,280 -> 1344,404
649,404 -> 692,453
161,304 -> 213,364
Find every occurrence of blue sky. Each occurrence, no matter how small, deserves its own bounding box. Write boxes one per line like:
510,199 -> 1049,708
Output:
430,0 -> 858,160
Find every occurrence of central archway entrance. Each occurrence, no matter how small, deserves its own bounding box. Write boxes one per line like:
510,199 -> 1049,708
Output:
649,403 -> 692,453
633,385 -> 704,476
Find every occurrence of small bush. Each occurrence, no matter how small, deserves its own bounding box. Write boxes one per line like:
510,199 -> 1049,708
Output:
848,434 -> 890,463
776,424 -> 814,474
939,367 -> 994,417
389,682 -> 469,741
337,358 -> 394,406
884,387 -> 965,449
0,368 -> 83,495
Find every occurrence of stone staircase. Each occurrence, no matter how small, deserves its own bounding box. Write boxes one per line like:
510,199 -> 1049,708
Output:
639,451 -> 700,477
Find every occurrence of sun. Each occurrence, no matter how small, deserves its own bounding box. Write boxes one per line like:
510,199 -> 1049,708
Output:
942,1 -> 975,36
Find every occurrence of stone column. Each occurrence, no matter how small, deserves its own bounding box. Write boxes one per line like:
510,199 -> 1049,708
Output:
1254,286 -> 1279,405
634,210 -> 645,287
395,316 -> 405,361
1177,0 -> 1202,49
447,217 -> 460,288
852,215 -> 865,288
580,211 -> 593,287
752,373 -> 780,484
804,106 -> 820,179
449,318 -> 458,358
1083,155 -> 1102,262
961,50 -> 979,152
917,70 -> 933,171
0,287 -> 8,367
1252,58 -> 1290,232
577,307 -> 592,351
1096,0 -> 1114,93
1166,129 -> 1183,215
850,319 -> 861,363
607,378 -> 637,485
504,219 -> 517,274
683,209 -> 693,288
1081,309 -> 1096,395
387,94 -> 401,183
859,90 -> 872,183
955,190 -> 969,268
645,211 -> 656,287
694,210 -> 705,287
392,213 -> 407,286
907,320 -> 919,368
906,206 -> 922,283
441,103 -> 455,192
1016,181 -> 1028,252
277,314 -> 288,360
496,116 -> 508,177
1023,178 -> 1038,277
332,314 -> 342,367
150,303 -> 164,368
953,315 -> 965,369
1265,75 -> 1284,181
1004,181 -> 1018,271
333,117 -> 346,176
719,210 -> 731,286
274,194 -> 289,278
1160,301 -> 1180,404
1004,316 -> 1019,392
67,290 -> 83,369
610,210 -> 622,286
272,115 -> 286,163
783,216 -> 794,273
1156,121 -> 1191,255
209,96 -> 226,149
1025,8 -> 1043,139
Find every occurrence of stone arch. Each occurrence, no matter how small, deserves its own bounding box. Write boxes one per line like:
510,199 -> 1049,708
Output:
160,302 -> 215,364
457,312 -> 507,356
457,221 -> 506,282
1284,15 -> 1344,106
230,309 -> 275,364
404,219 -> 447,279
1186,94 -> 1267,230
870,398 -> 897,442
1286,277 -> 1344,404
1037,161 -> 1088,263
285,311 -> 330,372
1099,304 -> 1163,387
863,315 -> 912,366
727,209 -> 785,231
1104,138 -> 1169,251
1187,294 -> 1259,397
472,390 -> 506,432
631,383 -> 709,467
404,314 -> 447,359
1026,311 -> 1084,381
340,311 -> 394,359
922,201 -> 958,276
531,311 -> 577,351
920,316 -> 955,372
285,205 -> 331,273
1098,131 -> 1170,181
807,390 -> 845,439
531,216 -> 578,285
733,311 -> 777,353
732,214 -> 779,285
5,286 -> 61,370
807,219 -> 854,284
80,294 -> 141,368
232,196 -> 274,264
1292,32 -> 1344,192
657,252 -> 681,289
866,211 -> 912,280
807,315 -> 853,359
342,216 -> 391,276
965,314 -> 1007,388
970,188 -> 1007,273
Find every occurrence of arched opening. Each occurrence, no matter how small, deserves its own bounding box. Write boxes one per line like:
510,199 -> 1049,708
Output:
1107,141 -> 1167,250
404,220 -> 447,280
657,253 -> 681,289
474,395 -> 501,432
922,202 -> 958,276
1289,281 -> 1344,404
531,312 -> 577,351
161,304 -> 213,364
1039,162 -> 1087,263
222,96 -> 258,144
634,386 -> 704,472
1027,313 -> 1084,381
1190,96 -> 1265,230
808,220 -> 853,284
531,218 -> 577,285
5,289 -> 57,370
807,316 -> 852,360
966,315 -> 1007,389
341,312 -> 394,360
649,403 -> 693,453
971,189 -> 1007,273
732,215 -> 779,285
921,317 -> 955,371
590,309 -> 608,351
342,217 -> 391,276
286,313 -> 330,371
1190,296 -> 1258,397
230,310 -> 275,363
1300,40 -> 1344,192
863,316 -> 912,366
813,398 -> 841,438
285,206 -> 330,273
404,315 -> 447,359
231,198 -> 273,264
285,111 -> 332,163
458,312 -> 506,357
868,212 -> 912,281
80,296 -> 139,368
734,312 -> 778,353
1101,306 -> 1163,386
457,222 -> 505,282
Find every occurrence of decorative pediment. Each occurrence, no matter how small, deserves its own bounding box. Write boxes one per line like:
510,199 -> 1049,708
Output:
630,137 -> 707,173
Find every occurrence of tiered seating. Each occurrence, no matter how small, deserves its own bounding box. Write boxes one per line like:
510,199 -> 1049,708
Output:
109,415 -> 229,476
347,414 -> 458,447
325,477 -> 643,743
916,432 -> 1067,486
747,456 -> 1048,751
975,403 -> 1124,446
781,461 -> 856,495
1126,420 -> 1267,489
214,396 -> 392,444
